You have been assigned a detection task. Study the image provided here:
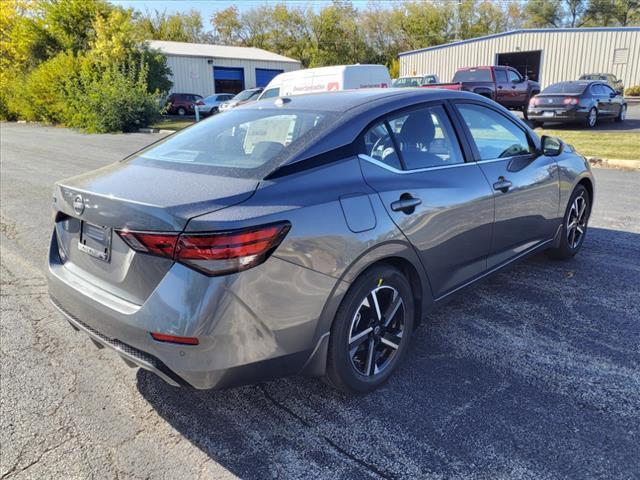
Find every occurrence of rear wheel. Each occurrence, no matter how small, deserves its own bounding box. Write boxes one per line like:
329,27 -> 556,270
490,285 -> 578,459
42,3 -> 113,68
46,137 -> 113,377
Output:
325,265 -> 414,393
548,185 -> 591,260
177,106 -> 187,116
616,104 -> 627,122
586,108 -> 597,128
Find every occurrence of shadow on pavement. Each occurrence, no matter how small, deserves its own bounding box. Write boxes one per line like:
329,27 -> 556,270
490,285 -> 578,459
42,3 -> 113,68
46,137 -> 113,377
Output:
137,227 -> 640,479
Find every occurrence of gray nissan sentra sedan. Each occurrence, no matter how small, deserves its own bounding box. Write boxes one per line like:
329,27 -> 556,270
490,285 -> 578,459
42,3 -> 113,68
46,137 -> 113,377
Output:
48,89 -> 594,393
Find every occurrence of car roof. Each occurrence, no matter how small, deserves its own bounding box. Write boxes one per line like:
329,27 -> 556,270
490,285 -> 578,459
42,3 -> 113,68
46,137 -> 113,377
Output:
244,88 -> 475,113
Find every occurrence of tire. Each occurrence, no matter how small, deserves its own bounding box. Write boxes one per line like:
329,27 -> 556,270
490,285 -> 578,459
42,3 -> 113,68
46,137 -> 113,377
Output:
585,107 -> 597,128
547,185 -> 591,260
210,107 -> 218,115
522,106 -> 529,120
325,264 -> 415,394
177,107 -> 187,116
615,104 -> 627,122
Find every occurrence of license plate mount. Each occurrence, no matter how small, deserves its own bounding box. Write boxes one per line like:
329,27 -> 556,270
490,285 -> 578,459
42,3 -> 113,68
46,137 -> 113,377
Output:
78,221 -> 112,262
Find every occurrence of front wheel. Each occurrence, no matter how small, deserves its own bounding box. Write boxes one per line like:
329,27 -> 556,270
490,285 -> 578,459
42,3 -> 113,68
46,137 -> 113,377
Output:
325,265 -> 414,393
177,106 -> 187,116
548,185 -> 591,260
615,104 -> 627,122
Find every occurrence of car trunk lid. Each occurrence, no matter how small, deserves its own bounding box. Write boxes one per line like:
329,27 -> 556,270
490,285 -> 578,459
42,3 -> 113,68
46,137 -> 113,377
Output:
53,161 -> 258,304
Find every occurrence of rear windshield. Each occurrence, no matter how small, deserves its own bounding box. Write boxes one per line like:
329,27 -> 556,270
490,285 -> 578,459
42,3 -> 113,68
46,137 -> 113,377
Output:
130,108 -> 335,178
580,74 -> 607,81
543,82 -> 588,94
452,69 -> 492,82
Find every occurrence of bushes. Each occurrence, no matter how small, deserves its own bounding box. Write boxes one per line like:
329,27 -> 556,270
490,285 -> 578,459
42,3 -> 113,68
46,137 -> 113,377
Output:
0,0 -> 170,132
2,53 -> 164,132
69,59 -> 163,133
625,85 -> 640,97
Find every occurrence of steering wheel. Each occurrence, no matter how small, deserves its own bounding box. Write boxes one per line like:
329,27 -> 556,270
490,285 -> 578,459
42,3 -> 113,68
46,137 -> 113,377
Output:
371,135 -> 395,161
498,143 -> 525,158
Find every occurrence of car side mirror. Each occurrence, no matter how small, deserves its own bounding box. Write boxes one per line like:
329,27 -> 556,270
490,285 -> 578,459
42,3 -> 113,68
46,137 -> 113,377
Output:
541,135 -> 563,157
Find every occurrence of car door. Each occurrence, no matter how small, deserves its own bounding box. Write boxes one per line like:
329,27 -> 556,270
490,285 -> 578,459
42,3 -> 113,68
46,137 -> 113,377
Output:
358,102 -> 495,299
591,84 -> 611,117
494,68 -> 512,106
452,101 -> 560,268
600,84 -> 620,117
507,68 -> 528,105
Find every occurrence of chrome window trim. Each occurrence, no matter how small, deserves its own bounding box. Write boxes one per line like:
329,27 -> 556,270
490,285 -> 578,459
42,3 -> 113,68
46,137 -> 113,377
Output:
358,154 -> 473,174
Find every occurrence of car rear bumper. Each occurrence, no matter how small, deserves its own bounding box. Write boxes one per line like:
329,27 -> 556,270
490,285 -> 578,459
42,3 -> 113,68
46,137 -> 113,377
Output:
527,107 -> 589,122
47,230 -> 337,389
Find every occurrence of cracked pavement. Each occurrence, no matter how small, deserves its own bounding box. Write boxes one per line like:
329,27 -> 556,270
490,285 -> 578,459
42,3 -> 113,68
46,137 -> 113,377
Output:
1,123 -> 639,479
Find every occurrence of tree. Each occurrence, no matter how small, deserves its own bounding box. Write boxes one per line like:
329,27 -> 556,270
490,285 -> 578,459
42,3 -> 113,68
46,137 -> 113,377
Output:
137,9 -> 209,43
524,0 -> 564,27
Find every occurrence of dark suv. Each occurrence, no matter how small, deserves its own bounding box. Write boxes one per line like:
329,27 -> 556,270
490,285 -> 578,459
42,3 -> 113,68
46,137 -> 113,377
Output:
166,93 -> 203,116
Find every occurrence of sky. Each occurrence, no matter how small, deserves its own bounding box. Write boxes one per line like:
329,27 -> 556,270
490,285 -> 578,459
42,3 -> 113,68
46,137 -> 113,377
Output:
109,0 -> 381,20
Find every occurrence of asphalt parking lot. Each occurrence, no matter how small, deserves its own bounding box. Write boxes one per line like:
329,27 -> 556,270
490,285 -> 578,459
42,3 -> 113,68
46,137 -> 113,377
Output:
1,123 -> 639,479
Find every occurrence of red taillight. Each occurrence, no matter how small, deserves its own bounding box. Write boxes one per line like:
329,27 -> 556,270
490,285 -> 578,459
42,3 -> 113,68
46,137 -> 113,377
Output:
116,222 -> 290,276
150,332 -> 199,345
196,100 -> 205,105
563,97 -> 579,105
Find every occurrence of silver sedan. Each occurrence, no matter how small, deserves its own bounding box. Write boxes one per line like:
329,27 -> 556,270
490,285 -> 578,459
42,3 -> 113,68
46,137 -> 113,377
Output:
48,89 -> 594,393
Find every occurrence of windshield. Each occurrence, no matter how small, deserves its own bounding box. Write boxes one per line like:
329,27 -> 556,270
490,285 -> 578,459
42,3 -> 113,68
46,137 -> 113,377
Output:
452,69 -> 493,82
130,108 -> 334,178
580,74 -> 607,81
392,77 -> 421,87
233,89 -> 261,101
543,82 -> 588,94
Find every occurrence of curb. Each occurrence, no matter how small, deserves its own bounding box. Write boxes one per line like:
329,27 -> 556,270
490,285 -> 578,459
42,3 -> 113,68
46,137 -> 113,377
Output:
623,96 -> 640,104
137,127 -> 159,133
588,158 -> 640,170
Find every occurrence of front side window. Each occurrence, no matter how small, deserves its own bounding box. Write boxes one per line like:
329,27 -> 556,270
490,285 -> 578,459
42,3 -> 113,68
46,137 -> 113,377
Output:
508,70 -> 522,83
260,88 -> 280,99
457,104 -> 531,160
387,105 -> 464,170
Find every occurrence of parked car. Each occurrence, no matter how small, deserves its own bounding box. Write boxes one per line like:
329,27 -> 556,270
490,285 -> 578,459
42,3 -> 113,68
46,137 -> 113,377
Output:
166,93 -> 203,116
257,64 -> 391,100
579,73 -> 624,94
48,89 -> 593,394
528,80 -> 627,128
218,88 -> 263,112
392,74 -> 440,87
422,66 -> 540,117
195,93 -> 235,116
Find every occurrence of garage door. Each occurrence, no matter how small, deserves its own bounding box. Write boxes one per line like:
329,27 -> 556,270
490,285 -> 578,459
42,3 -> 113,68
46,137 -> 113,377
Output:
255,68 -> 284,88
214,67 -> 245,94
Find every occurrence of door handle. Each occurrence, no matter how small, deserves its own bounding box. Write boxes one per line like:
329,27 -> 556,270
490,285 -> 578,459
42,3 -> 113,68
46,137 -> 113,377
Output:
493,177 -> 513,193
390,195 -> 422,213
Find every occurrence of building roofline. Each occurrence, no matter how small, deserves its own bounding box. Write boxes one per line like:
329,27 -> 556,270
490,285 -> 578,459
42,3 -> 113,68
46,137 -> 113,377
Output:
147,40 -> 301,64
155,51 -> 301,64
398,27 -> 640,57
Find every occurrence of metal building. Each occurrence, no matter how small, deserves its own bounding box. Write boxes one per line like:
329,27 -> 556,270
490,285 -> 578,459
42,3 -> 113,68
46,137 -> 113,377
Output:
399,27 -> 640,89
148,40 -> 301,96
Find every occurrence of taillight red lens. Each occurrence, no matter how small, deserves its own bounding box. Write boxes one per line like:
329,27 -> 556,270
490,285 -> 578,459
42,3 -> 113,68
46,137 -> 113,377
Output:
117,231 -> 178,257
116,222 -> 290,276
563,97 -> 579,105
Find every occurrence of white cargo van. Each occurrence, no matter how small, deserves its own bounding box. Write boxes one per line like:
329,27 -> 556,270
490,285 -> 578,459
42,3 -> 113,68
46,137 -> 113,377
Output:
258,64 -> 391,100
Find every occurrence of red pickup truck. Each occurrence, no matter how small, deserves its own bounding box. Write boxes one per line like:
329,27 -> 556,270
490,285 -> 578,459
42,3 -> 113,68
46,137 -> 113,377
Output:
422,66 -> 540,117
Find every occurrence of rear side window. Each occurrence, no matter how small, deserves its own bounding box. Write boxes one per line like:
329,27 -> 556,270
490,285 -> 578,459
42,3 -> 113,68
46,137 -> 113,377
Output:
495,70 -> 508,83
387,105 -> 464,170
456,104 -> 531,160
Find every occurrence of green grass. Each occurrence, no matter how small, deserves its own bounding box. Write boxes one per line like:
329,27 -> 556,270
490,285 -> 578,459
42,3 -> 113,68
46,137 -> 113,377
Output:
539,129 -> 638,161
149,118 -> 194,131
